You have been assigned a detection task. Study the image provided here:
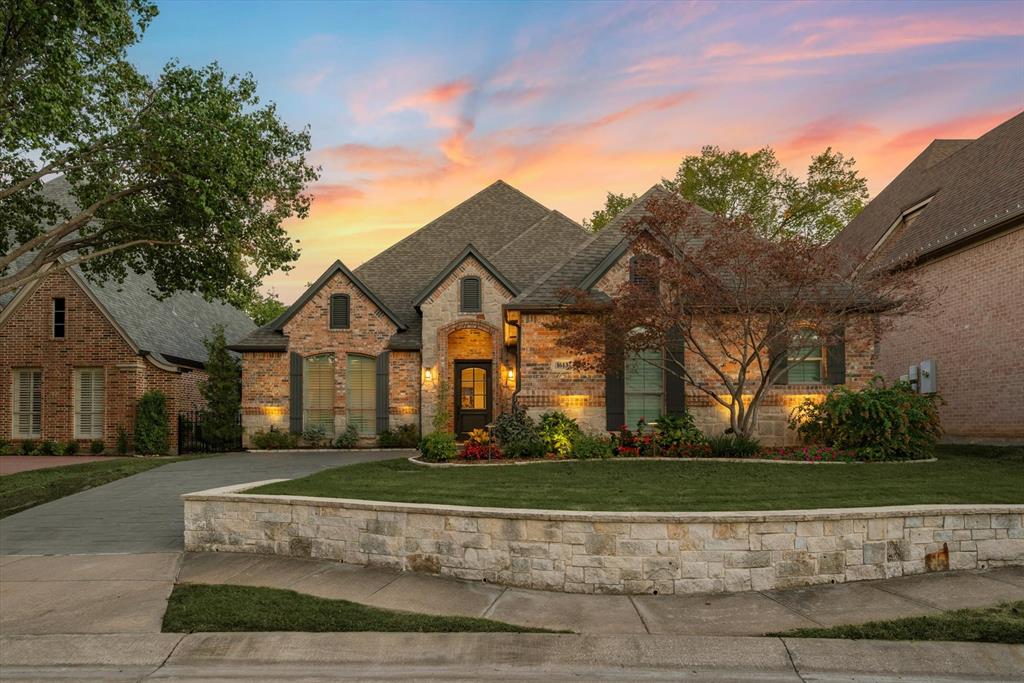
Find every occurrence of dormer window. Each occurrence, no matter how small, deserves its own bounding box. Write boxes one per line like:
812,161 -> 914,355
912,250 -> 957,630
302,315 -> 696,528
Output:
629,255 -> 657,293
460,276 -> 481,312
329,294 -> 350,329
53,298 -> 66,338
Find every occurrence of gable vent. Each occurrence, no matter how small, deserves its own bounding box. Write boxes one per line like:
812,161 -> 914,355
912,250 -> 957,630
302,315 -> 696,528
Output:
329,294 -> 350,329
461,277 -> 482,312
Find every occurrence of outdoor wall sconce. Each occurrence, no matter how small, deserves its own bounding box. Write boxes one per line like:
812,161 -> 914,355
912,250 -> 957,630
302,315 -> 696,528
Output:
507,368 -> 515,383
424,368 -> 433,382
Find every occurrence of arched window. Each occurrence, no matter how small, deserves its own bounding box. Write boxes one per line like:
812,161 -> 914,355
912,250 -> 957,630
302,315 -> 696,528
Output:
329,294 -> 350,329
303,353 -> 335,435
346,354 -> 377,436
460,276 -> 481,312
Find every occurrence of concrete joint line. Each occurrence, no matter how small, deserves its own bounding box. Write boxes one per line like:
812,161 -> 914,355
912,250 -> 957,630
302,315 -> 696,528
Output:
755,591 -> 827,627
366,571 -> 404,597
627,595 -> 651,634
869,582 -> 948,612
143,633 -> 186,680
480,585 -> 508,620
778,637 -> 808,683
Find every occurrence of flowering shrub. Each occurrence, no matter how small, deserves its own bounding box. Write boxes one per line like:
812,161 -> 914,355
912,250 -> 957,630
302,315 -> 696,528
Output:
659,442 -> 713,458
611,419 -> 656,456
757,445 -> 863,463
467,428 -> 491,445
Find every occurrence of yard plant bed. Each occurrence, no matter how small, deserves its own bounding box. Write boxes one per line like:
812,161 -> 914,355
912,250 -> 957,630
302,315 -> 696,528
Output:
772,601 -> 1024,644
163,584 -> 556,633
251,445 -> 1023,512
0,455 -> 203,518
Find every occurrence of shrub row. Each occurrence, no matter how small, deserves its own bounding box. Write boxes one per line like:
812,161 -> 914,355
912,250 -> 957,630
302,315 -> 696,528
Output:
0,438 -> 106,456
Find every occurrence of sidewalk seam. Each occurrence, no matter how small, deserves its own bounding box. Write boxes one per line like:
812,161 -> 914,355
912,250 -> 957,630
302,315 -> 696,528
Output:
142,633 -> 186,681
755,591 -> 827,627
627,595 -> 651,634
870,582 -> 949,612
778,637 -> 807,683
481,586 -> 508,619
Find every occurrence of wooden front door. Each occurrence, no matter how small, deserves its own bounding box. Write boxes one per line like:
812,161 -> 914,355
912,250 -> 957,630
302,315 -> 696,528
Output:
455,361 -> 491,439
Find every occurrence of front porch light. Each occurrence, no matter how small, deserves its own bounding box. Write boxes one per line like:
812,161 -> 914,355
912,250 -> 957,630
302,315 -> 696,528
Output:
424,368 -> 433,382
507,368 -> 515,383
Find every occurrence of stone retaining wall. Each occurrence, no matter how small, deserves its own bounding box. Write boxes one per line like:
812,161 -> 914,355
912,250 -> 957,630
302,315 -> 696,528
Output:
184,483 -> 1024,595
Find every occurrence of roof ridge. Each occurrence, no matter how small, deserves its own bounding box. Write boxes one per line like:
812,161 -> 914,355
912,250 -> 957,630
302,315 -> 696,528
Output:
488,210 -> 558,261
354,180 -> 522,276
491,179 -> 551,214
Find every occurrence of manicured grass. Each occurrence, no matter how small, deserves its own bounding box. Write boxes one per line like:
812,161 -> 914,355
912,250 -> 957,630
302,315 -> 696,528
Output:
771,601 -> 1024,644
0,456 -> 199,518
250,445 -> 1024,511
162,584 -> 556,633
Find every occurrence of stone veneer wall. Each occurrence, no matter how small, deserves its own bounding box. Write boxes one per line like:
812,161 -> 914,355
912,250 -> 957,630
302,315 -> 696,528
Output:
184,483 -> 1024,595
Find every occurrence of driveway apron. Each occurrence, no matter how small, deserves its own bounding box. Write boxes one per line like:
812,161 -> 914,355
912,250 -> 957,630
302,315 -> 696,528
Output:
0,451 -> 405,555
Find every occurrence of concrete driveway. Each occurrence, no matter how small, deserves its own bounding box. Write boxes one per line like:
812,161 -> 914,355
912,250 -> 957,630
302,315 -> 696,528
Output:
0,450 -> 407,555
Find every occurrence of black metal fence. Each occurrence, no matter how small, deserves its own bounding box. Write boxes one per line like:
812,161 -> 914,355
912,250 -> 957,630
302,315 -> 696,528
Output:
177,410 -> 242,454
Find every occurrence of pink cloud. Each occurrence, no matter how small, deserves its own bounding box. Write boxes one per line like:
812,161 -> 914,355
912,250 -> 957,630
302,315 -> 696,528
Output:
884,108 -> 1022,150
440,117 -> 475,165
316,144 -> 438,174
392,79 -> 473,110
782,116 -> 881,153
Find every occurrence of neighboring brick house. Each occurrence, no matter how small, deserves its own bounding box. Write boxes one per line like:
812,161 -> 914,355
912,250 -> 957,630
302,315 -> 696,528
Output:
0,178 -> 255,453
832,111 -> 1024,444
233,180 -> 876,446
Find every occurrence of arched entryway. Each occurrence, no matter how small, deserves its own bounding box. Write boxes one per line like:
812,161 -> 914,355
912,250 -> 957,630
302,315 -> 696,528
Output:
438,321 -> 502,437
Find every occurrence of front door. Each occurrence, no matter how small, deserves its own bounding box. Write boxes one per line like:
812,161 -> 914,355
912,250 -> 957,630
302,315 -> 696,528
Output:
454,361 -> 492,439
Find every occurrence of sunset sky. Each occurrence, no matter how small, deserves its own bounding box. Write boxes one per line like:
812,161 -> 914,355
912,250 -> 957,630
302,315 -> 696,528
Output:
129,0 -> 1024,302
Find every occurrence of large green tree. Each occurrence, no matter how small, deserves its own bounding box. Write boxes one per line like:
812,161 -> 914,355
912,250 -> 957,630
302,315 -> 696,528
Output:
663,146 -> 868,242
582,191 -> 639,232
0,0 -> 318,303
246,290 -> 288,326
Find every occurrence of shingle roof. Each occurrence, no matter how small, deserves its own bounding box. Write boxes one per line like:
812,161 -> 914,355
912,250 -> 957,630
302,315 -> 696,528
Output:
832,111 -> 1024,271
2,177 -> 255,366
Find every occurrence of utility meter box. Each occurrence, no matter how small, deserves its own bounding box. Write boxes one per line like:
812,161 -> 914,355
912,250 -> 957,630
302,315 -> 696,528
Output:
919,359 -> 937,394
908,365 -> 919,391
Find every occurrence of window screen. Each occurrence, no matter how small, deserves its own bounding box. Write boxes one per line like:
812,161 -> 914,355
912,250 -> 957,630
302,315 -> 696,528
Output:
303,354 -> 335,435
460,277 -> 481,312
347,354 -> 376,436
625,350 -> 663,425
74,368 -> 105,438
12,369 -> 42,438
329,294 -> 350,329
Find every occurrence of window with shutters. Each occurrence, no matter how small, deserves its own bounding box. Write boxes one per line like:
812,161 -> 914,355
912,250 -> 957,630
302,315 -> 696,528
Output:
329,294 -> 350,329
460,276 -> 481,312
74,368 -> 105,439
787,330 -> 824,384
53,298 -> 66,338
303,354 -> 335,435
12,369 -> 42,438
347,354 -> 376,436
624,349 -> 663,425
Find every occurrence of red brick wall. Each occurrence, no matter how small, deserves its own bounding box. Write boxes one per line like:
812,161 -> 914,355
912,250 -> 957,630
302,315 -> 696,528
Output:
0,270 -> 200,452
877,226 -> 1024,442
239,270 -> 402,442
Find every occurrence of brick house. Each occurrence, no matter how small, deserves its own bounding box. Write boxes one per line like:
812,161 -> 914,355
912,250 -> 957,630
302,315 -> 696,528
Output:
832,111 -> 1024,444
233,180 -> 877,446
0,178 -> 255,453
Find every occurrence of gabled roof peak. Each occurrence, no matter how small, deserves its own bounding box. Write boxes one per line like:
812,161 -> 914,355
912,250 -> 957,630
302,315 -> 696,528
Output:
412,243 -> 520,309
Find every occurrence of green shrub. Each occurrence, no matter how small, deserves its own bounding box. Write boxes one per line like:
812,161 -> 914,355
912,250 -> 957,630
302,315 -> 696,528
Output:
116,426 -> 130,455
302,423 -> 329,448
654,413 -> 704,450
334,423 -> 359,449
418,431 -> 457,462
64,440 -> 80,456
571,432 -> 613,459
251,426 -> 299,450
89,439 -> 106,455
0,439 -> 17,455
493,404 -> 545,458
538,411 -> 582,457
134,390 -> 170,455
790,379 -> 942,460
706,433 -> 762,458
378,424 -> 419,448
199,325 -> 243,449
36,440 -> 58,456
20,439 -> 37,455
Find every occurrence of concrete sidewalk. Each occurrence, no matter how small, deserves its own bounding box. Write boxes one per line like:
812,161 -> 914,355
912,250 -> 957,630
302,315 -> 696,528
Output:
2,632 -> 1023,681
174,551 -> 1024,635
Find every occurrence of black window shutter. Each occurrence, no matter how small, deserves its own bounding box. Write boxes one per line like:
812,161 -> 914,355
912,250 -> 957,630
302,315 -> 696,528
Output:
664,326 -> 686,415
330,294 -> 350,329
605,332 -> 625,431
289,352 -> 303,433
770,334 -> 789,386
826,325 -> 846,385
461,277 -> 481,312
375,351 -> 389,434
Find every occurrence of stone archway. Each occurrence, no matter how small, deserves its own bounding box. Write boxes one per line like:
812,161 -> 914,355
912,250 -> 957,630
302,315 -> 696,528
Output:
437,320 -> 503,433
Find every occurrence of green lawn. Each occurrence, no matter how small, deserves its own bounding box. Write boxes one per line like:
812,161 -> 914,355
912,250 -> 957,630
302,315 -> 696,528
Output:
250,445 -> 1024,511
0,456 -> 200,518
163,584 -> 556,633
772,601 -> 1024,644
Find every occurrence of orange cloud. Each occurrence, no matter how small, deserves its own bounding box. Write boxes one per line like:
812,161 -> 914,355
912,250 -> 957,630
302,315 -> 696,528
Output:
392,79 -> 473,110
315,144 -> 438,174
884,108 -> 1022,150
439,117 -> 476,165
